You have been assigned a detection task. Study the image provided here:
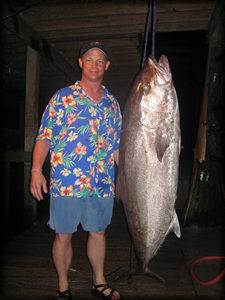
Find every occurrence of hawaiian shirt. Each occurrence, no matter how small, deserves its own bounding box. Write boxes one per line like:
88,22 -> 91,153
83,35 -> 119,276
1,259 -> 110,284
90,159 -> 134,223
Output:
36,81 -> 122,198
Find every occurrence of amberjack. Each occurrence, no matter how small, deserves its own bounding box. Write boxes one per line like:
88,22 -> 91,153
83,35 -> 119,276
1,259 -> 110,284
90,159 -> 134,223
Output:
116,54 -> 181,282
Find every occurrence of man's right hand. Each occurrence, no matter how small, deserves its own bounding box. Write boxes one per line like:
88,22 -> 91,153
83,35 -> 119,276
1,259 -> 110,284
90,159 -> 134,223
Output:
30,171 -> 48,201
30,140 -> 50,201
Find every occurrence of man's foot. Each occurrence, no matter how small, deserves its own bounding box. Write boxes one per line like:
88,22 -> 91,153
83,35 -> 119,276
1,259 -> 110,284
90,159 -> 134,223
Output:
53,289 -> 72,299
91,282 -> 123,299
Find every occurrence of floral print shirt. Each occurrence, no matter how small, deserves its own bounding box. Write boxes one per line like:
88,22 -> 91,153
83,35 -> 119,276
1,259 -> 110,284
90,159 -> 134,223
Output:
36,81 -> 122,198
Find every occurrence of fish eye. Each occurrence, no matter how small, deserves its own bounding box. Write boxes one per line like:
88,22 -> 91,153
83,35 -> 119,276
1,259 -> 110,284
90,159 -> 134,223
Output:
141,83 -> 150,93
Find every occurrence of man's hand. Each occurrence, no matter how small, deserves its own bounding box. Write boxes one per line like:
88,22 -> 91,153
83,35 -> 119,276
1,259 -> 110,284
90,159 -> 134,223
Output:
30,171 -> 48,201
30,140 -> 50,200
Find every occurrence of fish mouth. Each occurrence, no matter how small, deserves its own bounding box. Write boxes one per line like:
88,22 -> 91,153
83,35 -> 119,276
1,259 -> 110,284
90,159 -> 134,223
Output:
149,55 -> 171,85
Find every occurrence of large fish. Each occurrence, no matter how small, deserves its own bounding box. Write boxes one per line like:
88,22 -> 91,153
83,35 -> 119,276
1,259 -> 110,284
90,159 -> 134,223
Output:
116,54 -> 181,282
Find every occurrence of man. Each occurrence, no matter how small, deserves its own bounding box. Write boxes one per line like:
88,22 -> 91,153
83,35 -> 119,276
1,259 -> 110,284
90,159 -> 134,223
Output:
30,41 -> 123,300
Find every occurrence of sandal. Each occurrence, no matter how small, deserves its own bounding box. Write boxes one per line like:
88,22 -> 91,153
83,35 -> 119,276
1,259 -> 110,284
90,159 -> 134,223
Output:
91,283 -> 123,300
53,289 -> 72,299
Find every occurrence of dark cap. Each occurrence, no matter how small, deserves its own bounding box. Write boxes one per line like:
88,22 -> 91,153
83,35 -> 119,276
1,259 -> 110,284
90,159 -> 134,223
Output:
79,41 -> 109,59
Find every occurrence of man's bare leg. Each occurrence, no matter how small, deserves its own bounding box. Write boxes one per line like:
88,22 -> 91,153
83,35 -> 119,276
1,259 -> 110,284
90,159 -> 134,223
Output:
87,230 -> 121,299
52,233 -> 73,293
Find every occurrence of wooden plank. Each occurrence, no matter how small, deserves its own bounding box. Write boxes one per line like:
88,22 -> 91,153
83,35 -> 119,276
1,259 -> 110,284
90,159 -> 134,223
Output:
0,1 -> 79,81
36,21 -> 210,41
0,150 -> 32,162
27,10 -> 213,33
20,0 -> 216,22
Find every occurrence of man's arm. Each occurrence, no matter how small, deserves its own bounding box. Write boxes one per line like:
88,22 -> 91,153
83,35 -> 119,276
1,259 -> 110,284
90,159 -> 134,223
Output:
30,140 -> 50,201
114,149 -> 119,166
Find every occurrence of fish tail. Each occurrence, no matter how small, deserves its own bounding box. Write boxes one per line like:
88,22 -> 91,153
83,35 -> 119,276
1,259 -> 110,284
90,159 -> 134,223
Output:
143,266 -> 166,283
114,266 -> 165,283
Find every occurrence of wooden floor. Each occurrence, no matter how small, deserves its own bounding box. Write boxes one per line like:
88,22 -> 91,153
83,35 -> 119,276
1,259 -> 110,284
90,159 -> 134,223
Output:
1,201 -> 225,300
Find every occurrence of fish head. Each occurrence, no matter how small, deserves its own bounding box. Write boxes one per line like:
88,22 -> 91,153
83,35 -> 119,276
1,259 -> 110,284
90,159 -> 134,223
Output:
138,55 -> 178,162
140,54 -> 173,112
127,55 -> 174,121
149,54 -> 172,86
137,54 -> 176,123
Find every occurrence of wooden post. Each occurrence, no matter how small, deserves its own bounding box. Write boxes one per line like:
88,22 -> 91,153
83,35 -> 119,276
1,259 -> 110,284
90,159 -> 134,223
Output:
24,46 -> 40,227
182,0 -> 225,226
182,41 -> 212,224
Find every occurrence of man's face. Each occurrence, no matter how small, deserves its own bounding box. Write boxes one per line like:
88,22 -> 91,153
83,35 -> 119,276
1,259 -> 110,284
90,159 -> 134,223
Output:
78,48 -> 110,83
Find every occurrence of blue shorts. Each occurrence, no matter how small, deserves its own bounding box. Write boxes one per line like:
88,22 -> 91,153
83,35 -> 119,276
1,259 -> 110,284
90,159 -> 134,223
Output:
48,196 -> 114,234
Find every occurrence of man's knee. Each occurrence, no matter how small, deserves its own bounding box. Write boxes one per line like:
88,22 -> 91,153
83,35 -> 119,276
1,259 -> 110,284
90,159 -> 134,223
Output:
89,230 -> 105,238
55,233 -> 73,244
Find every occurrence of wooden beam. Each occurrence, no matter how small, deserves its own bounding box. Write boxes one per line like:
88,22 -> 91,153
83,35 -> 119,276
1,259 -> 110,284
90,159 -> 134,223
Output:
3,162 -> 10,226
24,46 -> 40,152
0,1 -> 79,82
24,46 -> 40,226
207,0 -> 225,58
207,0 -> 225,40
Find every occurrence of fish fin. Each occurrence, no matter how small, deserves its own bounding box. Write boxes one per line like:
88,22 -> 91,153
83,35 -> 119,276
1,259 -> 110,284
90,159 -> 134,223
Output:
168,210 -> 181,238
115,173 -> 123,202
155,127 -> 170,162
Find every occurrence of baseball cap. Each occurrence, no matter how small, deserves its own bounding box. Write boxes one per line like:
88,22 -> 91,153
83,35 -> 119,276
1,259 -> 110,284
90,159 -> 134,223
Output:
79,41 -> 109,59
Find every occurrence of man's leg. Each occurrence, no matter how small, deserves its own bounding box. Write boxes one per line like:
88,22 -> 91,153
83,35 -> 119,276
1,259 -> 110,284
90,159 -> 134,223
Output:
52,233 -> 73,293
87,230 -> 106,284
87,230 -> 121,299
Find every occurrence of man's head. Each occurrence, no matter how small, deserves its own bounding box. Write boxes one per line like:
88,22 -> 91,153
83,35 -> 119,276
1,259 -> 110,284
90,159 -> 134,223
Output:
79,41 -> 109,60
78,41 -> 110,83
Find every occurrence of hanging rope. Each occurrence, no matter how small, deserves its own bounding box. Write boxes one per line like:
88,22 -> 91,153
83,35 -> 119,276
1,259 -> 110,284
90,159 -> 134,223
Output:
152,0 -> 157,58
142,0 -> 156,67
142,0 -> 152,67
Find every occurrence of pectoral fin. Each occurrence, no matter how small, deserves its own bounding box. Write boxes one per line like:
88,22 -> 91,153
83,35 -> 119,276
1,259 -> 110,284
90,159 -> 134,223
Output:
155,127 -> 170,162
168,210 -> 181,238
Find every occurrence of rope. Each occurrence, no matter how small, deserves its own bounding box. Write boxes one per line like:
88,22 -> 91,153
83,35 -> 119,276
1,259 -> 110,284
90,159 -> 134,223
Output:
142,0 -> 156,67
152,0 -> 156,58
142,0 -> 152,67
190,256 -> 225,286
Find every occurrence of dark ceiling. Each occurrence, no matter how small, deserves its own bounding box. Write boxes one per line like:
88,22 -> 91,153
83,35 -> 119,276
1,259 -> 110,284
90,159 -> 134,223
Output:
0,0 -> 216,102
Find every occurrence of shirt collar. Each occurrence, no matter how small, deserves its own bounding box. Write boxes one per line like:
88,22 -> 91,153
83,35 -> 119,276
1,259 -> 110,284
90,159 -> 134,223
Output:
75,81 -> 110,103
